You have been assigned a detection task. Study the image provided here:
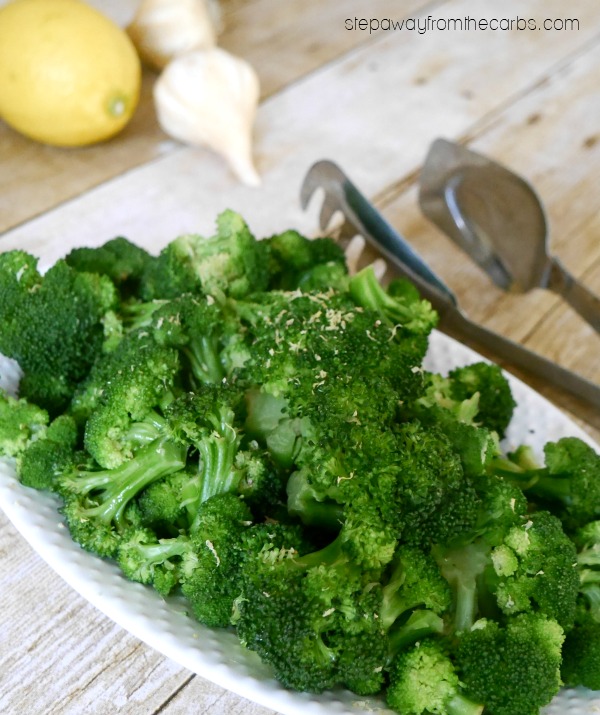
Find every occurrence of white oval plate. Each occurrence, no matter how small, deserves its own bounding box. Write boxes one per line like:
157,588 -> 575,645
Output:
1,331 -> 599,715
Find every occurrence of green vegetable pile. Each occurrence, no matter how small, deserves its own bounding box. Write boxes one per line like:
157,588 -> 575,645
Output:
1,210 -> 599,715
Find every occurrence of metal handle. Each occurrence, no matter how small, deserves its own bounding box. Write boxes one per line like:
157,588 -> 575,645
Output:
547,258 -> 600,333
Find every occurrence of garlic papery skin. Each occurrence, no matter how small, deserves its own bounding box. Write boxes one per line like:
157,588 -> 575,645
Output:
127,0 -> 219,72
154,48 -> 261,186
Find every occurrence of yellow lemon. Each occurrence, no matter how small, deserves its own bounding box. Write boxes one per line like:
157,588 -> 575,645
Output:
0,0 -> 141,146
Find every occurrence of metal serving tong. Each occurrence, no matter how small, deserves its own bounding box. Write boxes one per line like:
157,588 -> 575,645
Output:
419,138 -> 600,333
300,159 -> 600,413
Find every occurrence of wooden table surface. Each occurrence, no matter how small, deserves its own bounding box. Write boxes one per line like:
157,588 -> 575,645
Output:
1,1 -> 599,713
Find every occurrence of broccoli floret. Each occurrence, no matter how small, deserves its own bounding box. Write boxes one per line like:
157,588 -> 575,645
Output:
536,438 -> 600,530
286,418 -> 476,567
496,438 -> 600,531
572,520 -> 600,622
65,236 -> 154,299
17,414 -> 78,491
164,387 -> 247,523
235,531 -> 388,694
387,639 -> 483,715
561,615 -> 600,690
484,511 -> 578,630
82,334 -> 182,468
265,230 -> 347,291
558,521 -> 600,690
407,371 -> 503,477
380,545 -> 452,656
349,265 -> 438,336
0,390 -> 48,457
235,446 -> 289,519
447,363 -> 515,438
456,614 -> 565,715
149,294 -> 248,387
236,538 -> 450,696
140,210 -> 269,301
117,528 -> 190,596
0,251 -> 118,413
434,490 -> 577,632
179,493 -> 255,627
60,437 -> 187,557
136,469 -> 198,536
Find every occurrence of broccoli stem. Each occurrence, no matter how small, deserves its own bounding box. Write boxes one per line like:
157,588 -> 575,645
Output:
435,541 -> 491,633
349,267 -> 404,322
287,471 -> 344,531
128,537 -> 190,573
197,433 -> 240,505
293,532 -> 347,570
578,548 -> 600,569
446,693 -> 484,715
74,439 -> 187,529
581,575 -> 600,620
123,411 -> 168,447
185,335 -> 224,385
527,474 -> 572,502
380,558 -> 422,631
121,299 -> 168,330
387,609 -> 445,654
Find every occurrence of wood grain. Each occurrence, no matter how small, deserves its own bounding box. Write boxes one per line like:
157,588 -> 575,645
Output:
1,0 -> 599,713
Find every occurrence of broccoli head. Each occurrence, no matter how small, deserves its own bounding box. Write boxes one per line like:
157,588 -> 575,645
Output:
456,613 -> 565,715
65,236 -> 153,299
0,251 -> 118,413
387,639 -> 483,715
265,229 -> 347,291
140,210 -> 270,301
17,414 -> 78,491
0,390 -> 48,457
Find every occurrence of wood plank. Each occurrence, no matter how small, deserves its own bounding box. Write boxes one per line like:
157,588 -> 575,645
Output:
218,0 -> 444,99
156,674 -> 277,715
0,513 -> 193,715
0,0 -> 435,236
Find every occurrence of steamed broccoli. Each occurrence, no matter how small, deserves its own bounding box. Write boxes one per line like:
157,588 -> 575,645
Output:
82,334 -> 182,469
495,437 -> 600,531
6,214 -> 595,714
407,369 -> 505,477
0,389 -> 48,457
561,615 -> 600,690
265,229 -> 348,291
140,210 -> 270,301
148,294 -> 249,386
387,639 -> 483,715
456,614 -> 565,715
571,519 -> 600,621
560,520 -> 600,690
65,236 -> 153,299
235,538 -> 451,696
349,266 -> 438,336
116,528 -> 190,596
435,500 -> 578,632
0,251 -> 117,413
60,437 -> 187,557
234,530 -> 388,694
17,414 -> 78,491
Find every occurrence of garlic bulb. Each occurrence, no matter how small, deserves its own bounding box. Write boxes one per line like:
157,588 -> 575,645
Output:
127,0 -> 220,71
154,48 -> 261,186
